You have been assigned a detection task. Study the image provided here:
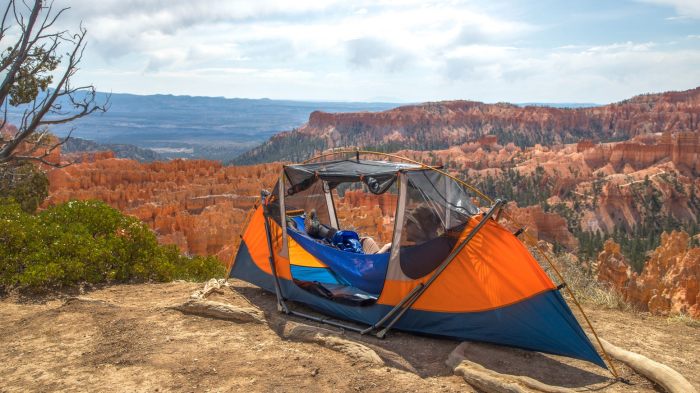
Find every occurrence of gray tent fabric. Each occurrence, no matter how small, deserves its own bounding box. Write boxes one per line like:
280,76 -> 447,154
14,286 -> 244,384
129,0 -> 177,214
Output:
284,159 -> 421,195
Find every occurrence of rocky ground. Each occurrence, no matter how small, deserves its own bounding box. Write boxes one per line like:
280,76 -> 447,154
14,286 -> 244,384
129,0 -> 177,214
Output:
1,281 -> 698,393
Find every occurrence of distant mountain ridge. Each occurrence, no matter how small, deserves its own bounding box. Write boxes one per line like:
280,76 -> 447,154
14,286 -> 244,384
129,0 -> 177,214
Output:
6,92 -> 400,161
232,87 -> 700,165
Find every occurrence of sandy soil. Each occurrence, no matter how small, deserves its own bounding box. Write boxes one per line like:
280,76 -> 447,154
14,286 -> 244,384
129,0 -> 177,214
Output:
1,280 -> 698,393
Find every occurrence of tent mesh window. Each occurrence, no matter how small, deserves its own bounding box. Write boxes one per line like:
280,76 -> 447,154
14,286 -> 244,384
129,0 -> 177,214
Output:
284,178 -> 333,228
398,170 -> 481,279
333,181 -> 398,249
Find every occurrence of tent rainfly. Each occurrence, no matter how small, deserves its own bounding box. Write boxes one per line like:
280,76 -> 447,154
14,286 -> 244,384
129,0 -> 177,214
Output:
229,151 -> 616,374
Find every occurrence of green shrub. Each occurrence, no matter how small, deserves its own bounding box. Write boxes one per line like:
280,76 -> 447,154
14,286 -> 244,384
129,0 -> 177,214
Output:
0,199 -> 224,290
0,162 -> 49,213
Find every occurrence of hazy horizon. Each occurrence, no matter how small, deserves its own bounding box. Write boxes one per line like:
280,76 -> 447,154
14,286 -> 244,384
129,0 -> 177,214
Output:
71,87 -> 660,107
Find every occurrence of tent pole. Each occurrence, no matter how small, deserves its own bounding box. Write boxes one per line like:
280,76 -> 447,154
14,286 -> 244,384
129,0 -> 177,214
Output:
372,199 -> 505,339
261,190 -> 289,314
360,282 -> 424,335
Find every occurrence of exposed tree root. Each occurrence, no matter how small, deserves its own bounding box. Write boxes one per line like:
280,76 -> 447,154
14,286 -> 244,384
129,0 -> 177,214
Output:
448,339 -> 698,393
177,281 -> 383,365
172,279 -> 266,323
446,342 -> 576,393
361,342 -> 419,373
596,337 -> 697,393
173,299 -> 266,324
189,278 -> 228,300
279,321 -> 384,365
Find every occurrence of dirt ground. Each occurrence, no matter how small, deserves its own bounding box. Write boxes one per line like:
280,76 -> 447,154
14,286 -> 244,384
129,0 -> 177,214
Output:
1,280 -> 698,393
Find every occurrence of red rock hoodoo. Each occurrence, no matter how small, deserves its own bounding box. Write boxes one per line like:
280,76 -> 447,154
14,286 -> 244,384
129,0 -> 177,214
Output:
46,156 -> 281,264
46,155 -> 402,262
597,232 -> 700,318
507,204 -> 578,249
1,124 -> 64,168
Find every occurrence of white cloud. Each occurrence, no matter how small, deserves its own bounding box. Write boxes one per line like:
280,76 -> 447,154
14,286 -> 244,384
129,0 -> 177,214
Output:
12,0 -> 691,103
55,1 -> 535,61
346,38 -> 414,72
638,0 -> 700,19
438,42 -> 700,103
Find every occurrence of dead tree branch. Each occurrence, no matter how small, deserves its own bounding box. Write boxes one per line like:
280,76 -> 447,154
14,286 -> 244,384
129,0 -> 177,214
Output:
0,0 -> 107,167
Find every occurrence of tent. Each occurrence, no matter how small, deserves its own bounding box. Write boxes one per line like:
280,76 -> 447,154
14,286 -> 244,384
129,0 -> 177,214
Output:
229,151 -> 613,371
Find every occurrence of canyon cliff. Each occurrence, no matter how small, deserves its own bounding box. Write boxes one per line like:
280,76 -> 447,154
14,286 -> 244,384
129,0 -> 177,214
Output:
597,232 -> 700,318
234,87 -> 700,165
400,132 -> 699,239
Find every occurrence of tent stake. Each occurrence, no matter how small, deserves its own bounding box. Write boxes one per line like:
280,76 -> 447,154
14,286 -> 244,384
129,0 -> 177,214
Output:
373,199 -> 505,339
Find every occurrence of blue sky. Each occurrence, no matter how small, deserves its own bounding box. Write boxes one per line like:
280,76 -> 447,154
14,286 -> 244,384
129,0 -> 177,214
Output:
45,0 -> 700,103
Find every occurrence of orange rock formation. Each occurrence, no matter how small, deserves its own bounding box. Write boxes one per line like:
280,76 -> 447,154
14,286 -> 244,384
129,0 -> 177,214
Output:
45,155 -> 402,261
596,240 -> 632,289
335,189 -> 397,245
506,204 -> 578,249
46,156 -> 281,264
597,231 -> 700,318
402,132 -> 699,238
581,131 -> 700,174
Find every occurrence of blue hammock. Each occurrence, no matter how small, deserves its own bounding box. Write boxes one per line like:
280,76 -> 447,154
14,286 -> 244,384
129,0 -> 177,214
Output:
286,224 -> 390,295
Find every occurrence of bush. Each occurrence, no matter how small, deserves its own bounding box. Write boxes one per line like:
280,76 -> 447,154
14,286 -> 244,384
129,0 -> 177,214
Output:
0,199 -> 224,290
0,162 -> 49,213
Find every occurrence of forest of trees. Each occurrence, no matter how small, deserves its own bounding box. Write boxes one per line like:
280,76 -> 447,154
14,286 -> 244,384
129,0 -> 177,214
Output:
470,167 -> 700,271
231,131 -> 326,164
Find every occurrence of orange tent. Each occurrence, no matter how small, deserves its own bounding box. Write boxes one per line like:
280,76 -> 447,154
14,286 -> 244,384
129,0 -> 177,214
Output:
230,151 -> 611,370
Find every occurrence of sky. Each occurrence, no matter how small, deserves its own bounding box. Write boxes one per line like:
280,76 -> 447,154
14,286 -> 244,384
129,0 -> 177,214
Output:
17,0 -> 700,103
